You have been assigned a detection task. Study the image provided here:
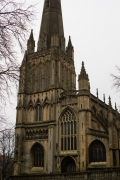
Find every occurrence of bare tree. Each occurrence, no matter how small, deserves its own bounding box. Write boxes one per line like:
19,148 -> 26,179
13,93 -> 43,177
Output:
111,66 -> 120,91
0,128 -> 15,180
0,0 -> 37,105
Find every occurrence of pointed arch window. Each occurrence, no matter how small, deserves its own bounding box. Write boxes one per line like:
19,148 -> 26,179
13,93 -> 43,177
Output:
61,109 -> 77,151
31,143 -> 44,167
36,105 -> 42,121
89,140 -> 106,163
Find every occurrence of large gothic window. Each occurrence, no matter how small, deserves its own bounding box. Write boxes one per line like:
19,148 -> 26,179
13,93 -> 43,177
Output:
61,109 -> 77,151
31,143 -> 44,167
36,105 -> 42,121
89,140 -> 106,163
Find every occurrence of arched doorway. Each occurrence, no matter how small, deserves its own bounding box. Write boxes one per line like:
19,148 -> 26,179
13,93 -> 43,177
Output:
61,156 -> 76,173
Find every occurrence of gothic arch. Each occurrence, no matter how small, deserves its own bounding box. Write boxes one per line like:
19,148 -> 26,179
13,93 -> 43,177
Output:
35,98 -> 41,106
31,142 -> 44,168
43,96 -> 49,106
28,105 -> 34,110
60,107 -> 76,119
89,140 -> 106,163
28,98 -> 34,107
61,156 -> 76,173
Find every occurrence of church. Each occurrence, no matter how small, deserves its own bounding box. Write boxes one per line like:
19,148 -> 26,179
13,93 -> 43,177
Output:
14,0 -> 120,175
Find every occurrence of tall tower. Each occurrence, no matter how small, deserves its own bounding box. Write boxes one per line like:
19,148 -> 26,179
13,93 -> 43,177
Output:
14,0 -> 76,175
14,0 -> 120,176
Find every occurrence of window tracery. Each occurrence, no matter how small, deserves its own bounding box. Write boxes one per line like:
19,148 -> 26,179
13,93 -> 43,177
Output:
61,109 -> 77,151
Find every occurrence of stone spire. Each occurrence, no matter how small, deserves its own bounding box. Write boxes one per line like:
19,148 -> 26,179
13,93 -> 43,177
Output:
37,0 -> 65,51
66,36 -> 74,60
78,61 -> 90,91
79,61 -> 89,80
67,36 -> 72,48
27,29 -> 35,53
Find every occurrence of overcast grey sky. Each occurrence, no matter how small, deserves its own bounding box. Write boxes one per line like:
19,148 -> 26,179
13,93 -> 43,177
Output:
62,0 -> 120,107
5,0 -> 120,125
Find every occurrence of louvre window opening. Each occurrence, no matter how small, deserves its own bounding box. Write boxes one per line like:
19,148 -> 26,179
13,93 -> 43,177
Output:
61,109 -> 77,151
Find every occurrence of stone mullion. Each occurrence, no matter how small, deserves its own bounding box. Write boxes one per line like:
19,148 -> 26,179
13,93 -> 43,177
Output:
63,121 -> 65,150
62,122 -> 64,150
66,121 -> 68,150
72,113 -> 75,150
70,119 -> 71,151
65,116 -> 67,150
38,106 -> 40,121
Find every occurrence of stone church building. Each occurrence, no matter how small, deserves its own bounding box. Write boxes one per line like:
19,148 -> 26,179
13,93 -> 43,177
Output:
14,0 -> 120,175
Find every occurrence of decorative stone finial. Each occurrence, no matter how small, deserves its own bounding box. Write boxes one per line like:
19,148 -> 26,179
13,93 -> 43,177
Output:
96,88 -> 98,98
79,61 -> 89,80
115,102 -> 117,111
103,94 -> 105,103
108,96 -> 112,108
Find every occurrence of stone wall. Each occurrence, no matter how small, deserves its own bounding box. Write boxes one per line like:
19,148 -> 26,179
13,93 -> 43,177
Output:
7,169 -> 120,180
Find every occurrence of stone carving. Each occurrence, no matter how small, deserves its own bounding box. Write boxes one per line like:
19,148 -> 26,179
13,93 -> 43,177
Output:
88,128 -> 108,139
26,129 -> 48,140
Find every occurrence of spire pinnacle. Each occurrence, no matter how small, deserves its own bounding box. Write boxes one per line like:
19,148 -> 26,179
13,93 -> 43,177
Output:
103,94 -> 105,103
96,88 -> 98,98
68,36 -> 72,47
29,29 -> 34,41
27,29 -> 35,53
115,102 -> 117,111
108,96 -> 112,108
79,61 -> 89,80
66,36 -> 74,59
